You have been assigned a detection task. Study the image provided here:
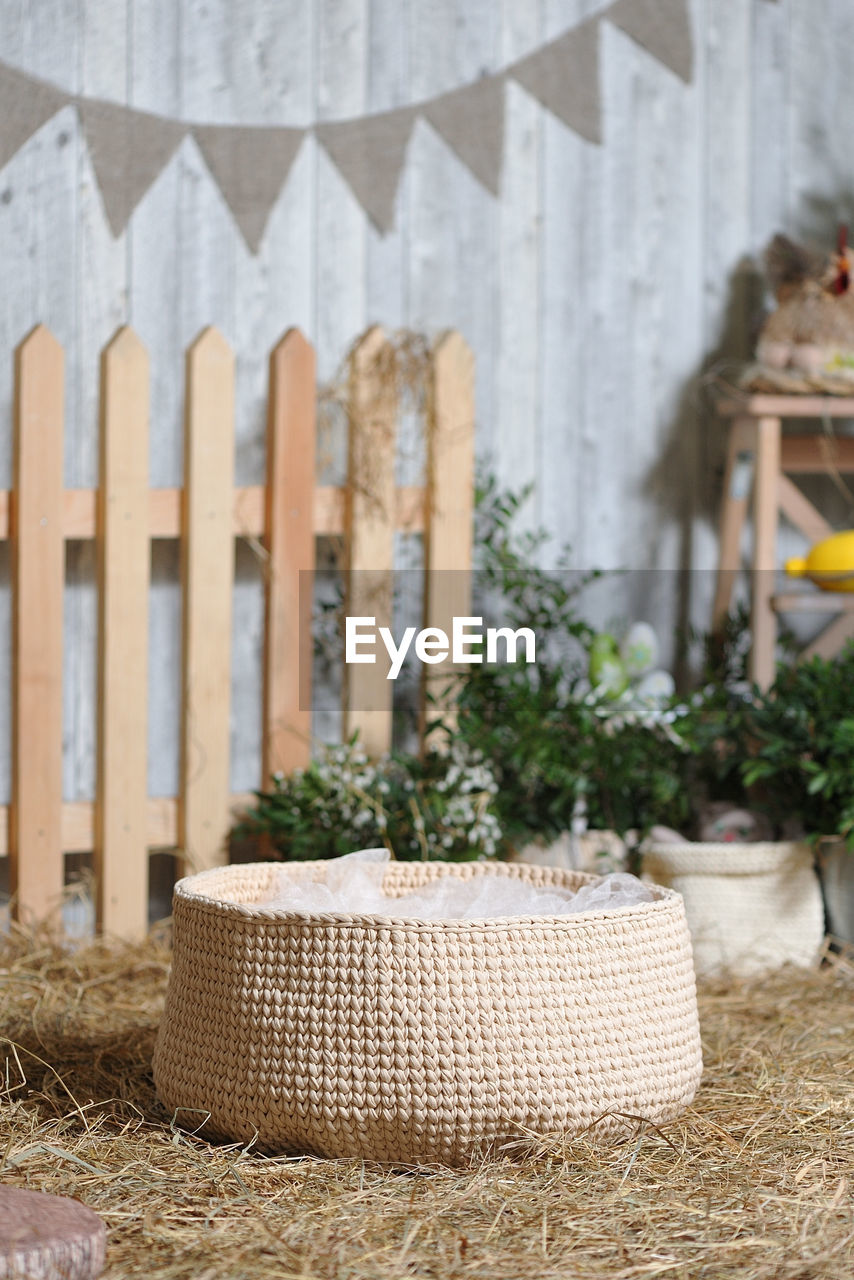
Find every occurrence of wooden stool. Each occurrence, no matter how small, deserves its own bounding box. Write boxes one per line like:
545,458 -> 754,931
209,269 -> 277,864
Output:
713,391 -> 854,688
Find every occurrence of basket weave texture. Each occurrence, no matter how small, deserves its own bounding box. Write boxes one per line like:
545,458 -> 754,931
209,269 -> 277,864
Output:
153,860 -> 703,1166
642,841 -> 825,977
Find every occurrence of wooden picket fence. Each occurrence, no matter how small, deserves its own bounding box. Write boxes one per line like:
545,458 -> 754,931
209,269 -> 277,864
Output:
2,323 -> 474,937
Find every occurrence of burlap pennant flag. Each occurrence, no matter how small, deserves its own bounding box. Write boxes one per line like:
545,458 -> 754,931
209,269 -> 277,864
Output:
316,106 -> 417,233
0,61 -> 70,169
193,125 -> 305,252
79,100 -> 186,235
0,0 -> 696,244
422,75 -> 505,195
509,18 -> 602,144
606,0 -> 694,84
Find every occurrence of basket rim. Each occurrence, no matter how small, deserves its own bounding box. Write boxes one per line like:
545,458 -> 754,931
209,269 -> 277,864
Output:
642,839 -> 816,879
171,859 -> 682,931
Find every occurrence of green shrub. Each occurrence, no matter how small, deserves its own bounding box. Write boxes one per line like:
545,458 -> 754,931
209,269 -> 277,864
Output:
234,738 -> 502,862
440,479 -> 692,854
739,642 -> 854,846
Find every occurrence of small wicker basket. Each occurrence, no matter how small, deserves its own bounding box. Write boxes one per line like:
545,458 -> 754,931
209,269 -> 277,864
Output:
642,841 -> 825,977
153,860 -> 703,1166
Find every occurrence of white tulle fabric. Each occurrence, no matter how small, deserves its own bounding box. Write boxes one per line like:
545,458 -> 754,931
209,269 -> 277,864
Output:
260,848 -> 655,919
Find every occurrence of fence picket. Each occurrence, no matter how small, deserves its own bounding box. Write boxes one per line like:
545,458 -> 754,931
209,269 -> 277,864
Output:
11,326 -> 65,923
263,329 -> 316,781
96,327 -> 150,938
0,324 -> 474,935
180,328 -> 235,872
422,332 -> 476,743
343,326 -> 398,757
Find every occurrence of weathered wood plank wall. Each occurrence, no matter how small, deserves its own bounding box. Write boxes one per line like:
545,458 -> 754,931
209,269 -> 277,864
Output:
0,0 -> 851,808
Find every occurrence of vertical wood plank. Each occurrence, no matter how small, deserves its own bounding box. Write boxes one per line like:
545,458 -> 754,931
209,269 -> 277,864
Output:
0,8 -> 80,818
436,0 -> 499,444
128,1 -> 183,813
540,0 -> 586,573
343,326 -> 397,757
750,416 -> 781,690
180,327 -> 235,872
751,0 -> 787,249
497,6 -> 541,540
263,328 -> 316,780
421,331 -> 475,746
315,0 -> 368,388
127,0 -> 183,487
96,326 -> 150,939
699,0 -> 754,650
228,0 -> 315,794
365,0 -> 408,330
63,0 -> 130,818
11,325 -> 65,923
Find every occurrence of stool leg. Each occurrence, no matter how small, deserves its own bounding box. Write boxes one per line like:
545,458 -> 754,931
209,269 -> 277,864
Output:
750,415 -> 781,689
712,417 -> 752,633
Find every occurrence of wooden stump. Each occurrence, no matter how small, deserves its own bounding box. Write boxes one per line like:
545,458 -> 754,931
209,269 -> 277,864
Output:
0,1185 -> 106,1280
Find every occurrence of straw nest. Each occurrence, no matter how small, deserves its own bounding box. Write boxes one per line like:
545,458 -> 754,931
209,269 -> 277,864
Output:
1,923 -> 852,1280
738,362 -> 854,396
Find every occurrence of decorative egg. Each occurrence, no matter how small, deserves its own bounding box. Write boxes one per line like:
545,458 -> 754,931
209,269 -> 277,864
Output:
589,634 -> 628,697
756,338 -> 793,370
786,529 -> 854,592
790,343 -> 826,375
620,622 -> 658,677
634,670 -> 675,703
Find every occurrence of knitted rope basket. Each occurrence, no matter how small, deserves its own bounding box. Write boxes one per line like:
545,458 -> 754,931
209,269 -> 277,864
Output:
153,860 -> 703,1167
642,841 -> 825,977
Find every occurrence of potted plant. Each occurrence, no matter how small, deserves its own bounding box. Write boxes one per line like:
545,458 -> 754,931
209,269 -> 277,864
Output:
733,643 -> 854,945
641,621 -> 829,974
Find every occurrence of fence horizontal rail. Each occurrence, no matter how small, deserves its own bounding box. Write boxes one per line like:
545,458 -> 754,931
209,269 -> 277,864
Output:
0,483 -> 427,539
0,792 -> 256,859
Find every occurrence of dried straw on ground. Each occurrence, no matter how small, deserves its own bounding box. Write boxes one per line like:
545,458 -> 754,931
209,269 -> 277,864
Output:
1,923 -> 852,1280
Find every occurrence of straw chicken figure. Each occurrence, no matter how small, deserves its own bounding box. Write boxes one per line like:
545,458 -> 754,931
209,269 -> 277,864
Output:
757,227 -> 854,377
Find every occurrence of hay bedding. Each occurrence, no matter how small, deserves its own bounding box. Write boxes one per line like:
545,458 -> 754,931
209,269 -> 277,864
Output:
0,926 -> 852,1280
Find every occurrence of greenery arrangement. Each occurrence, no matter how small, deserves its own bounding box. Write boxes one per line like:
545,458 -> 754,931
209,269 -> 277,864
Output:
447,485 -> 854,855
235,476 -> 854,865
443,479 -> 692,856
234,738 -> 502,862
643,611 -> 854,850
723,642 -> 854,848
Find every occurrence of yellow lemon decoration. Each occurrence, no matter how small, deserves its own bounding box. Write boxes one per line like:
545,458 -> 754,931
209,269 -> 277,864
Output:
785,530 -> 854,592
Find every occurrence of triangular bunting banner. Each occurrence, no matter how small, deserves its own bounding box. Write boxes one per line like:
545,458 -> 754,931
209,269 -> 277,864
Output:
78,100 -> 186,236
316,107 -> 416,233
0,0 -> 695,246
0,62 -> 70,169
606,0 -> 693,84
193,125 -> 305,252
509,18 -> 602,144
422,75 -> 505,195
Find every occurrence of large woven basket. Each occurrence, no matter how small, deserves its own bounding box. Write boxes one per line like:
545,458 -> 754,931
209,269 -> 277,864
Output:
642,841 -> 825,977
153,860 -> 703,1166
